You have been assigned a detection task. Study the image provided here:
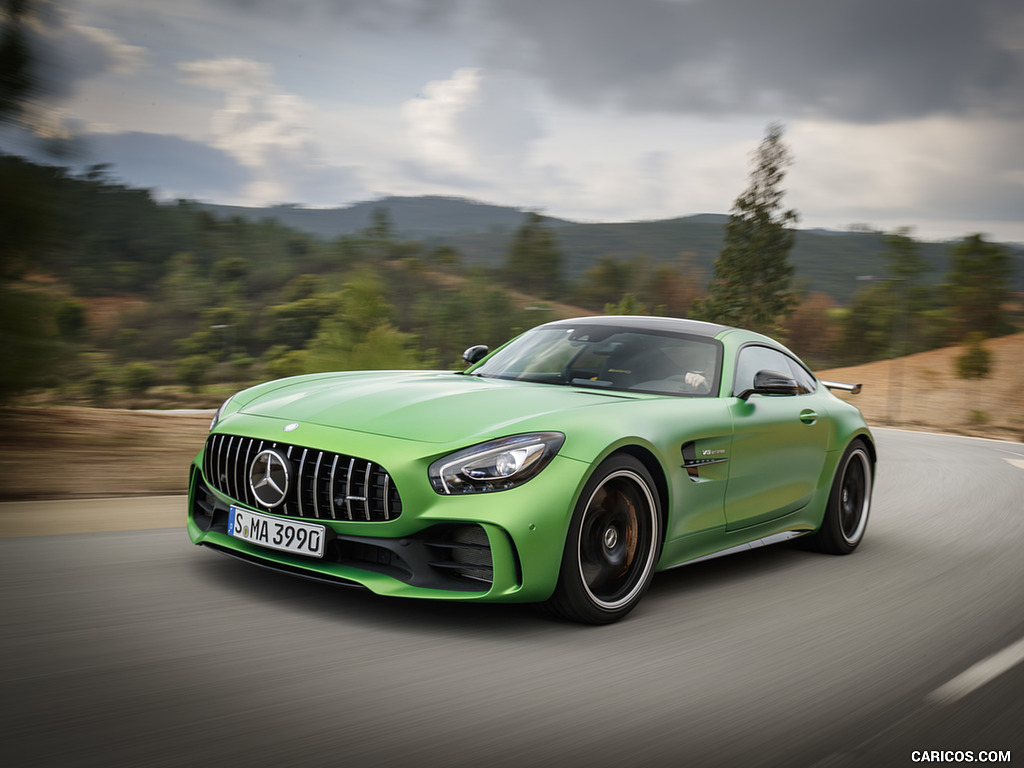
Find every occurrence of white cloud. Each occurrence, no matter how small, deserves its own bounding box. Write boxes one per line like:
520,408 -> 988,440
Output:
787,117 -> 1024,235
176,56 -> 363,204
403,68 -> 481,173
68,23 -> 148,76
402,68 -> 544,181
178,58 -> 274,96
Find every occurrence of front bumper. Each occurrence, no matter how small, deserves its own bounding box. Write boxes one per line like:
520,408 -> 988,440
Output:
186,421 -> 591,603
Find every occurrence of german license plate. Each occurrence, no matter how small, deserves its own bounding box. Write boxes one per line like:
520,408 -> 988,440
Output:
228,506 -> 326,558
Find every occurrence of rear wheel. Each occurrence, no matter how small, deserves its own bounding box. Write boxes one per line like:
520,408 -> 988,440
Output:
806,440 -> 872,554
545,455 -> 662,624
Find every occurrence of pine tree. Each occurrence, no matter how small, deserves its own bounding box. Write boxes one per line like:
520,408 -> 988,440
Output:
946,234 -> 1014,339
504,211 -> 565,300
692,124 -> 798,335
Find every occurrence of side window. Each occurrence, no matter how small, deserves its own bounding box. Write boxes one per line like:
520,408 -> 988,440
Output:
733,345 -> 814,397
784,357 -> 818,394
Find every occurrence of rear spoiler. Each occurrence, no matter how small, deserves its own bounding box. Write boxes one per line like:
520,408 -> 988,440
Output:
821,380 -> 862,395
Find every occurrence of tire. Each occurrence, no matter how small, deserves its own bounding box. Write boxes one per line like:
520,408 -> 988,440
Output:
544,454 -> 662,624
806,440 -> 873,555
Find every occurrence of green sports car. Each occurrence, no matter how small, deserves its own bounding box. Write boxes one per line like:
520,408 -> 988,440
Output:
188,315 -> 874,623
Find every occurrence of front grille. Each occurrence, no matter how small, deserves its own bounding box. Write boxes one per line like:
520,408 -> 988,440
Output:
203,433 -> 403,521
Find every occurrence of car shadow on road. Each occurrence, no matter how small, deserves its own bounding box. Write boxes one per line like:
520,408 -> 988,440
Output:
190,549 -> 546,635
188,537 -> 839,635
648,539 -> 816,594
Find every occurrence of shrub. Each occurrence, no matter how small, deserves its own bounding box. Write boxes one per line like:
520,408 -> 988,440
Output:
121,362 -> 158,395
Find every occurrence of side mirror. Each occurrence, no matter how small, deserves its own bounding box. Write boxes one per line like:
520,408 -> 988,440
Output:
738,370 -> 799,400
463,345 -> 489,365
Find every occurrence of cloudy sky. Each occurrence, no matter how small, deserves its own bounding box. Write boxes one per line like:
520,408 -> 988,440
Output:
5,0 -> 1024,241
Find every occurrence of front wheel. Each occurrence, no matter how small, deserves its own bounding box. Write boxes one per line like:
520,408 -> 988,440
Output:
806,440 -> 873,554
544,454 -> 662,624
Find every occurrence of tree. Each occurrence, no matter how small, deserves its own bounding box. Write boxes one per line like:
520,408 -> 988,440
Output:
303,318 -> 423,373
364,206 -> 395,248
339,268 -> 393,337
642,255 -> 703,318
265,293 -> 337,349
573,256 -> 636,310
56,299 -> 87,340
692,124 -> 798,335
430,245 -> 461,269
955,333 -> 992,425
504,212 -> 565,299
836,228 -> 933,366
0,289 -> 60,401
783,292 -> 837,367
835,283 -> 895,365
956,333 -> 991,380
881,228 -> 942,355
946,234 -> 1014,339
0,0 -> 38,128
604,293 -> 648,316
0,2 -> 61,402
883,228 -> 929,284
177,354 -> 212,393
347,324 -> 423,371
120,362 -> 157,396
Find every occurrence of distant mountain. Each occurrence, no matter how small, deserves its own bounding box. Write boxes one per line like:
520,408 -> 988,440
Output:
198,195 -> 1023,304
197,196 -> 576,240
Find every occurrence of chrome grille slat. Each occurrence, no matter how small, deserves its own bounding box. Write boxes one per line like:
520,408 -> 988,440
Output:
203,434 -> 401,522
241,438 -> 256,508
283,445 -> 294,516
296,447 -> 308,518
216,434 -> 227,494
345,457 -> 355,521
221,434 -> 230,495
328,455 -> 340,520
234,437 -> 248,503
226,435 -> 239,502
202,436 -> 213,487
312,450 -> 324,520
227,435 -> 236,500
362,463 -> 372,521
236,437 -> 249,502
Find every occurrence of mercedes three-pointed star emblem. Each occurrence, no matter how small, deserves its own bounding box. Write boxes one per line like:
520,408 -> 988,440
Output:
249,449 -> 290,508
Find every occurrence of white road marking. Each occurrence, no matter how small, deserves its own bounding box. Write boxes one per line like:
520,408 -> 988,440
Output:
927,635 -> 1024,704
1005,459 -> 1024,470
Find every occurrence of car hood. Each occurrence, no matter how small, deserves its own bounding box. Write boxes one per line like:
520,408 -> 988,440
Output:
236,370 -> 636,444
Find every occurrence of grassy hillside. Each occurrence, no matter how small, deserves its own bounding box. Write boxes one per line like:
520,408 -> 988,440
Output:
819,332 -> 1024,441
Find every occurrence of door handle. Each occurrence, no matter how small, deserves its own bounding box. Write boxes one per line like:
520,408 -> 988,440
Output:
799,409 -> 818,425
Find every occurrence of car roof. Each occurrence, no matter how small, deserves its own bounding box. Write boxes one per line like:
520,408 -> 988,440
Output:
541,315 -> 730,339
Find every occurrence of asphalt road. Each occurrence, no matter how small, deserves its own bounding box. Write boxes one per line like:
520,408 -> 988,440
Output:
3,429 -> 1023,768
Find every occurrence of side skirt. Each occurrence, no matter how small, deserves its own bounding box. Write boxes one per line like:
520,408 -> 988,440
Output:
665,530 -> 810,570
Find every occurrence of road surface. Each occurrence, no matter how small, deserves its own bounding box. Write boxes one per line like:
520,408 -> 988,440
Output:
2,428 -> 1023,767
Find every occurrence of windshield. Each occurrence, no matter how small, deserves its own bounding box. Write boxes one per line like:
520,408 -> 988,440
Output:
469,324 -> 722,397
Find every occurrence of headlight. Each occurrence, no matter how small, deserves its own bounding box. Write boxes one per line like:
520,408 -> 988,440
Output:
209,395 -> 234,431
429,432 -> 565,494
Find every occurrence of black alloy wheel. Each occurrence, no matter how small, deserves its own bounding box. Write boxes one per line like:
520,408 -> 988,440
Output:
545,454 -> 662,624
806,440 -> 873,555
